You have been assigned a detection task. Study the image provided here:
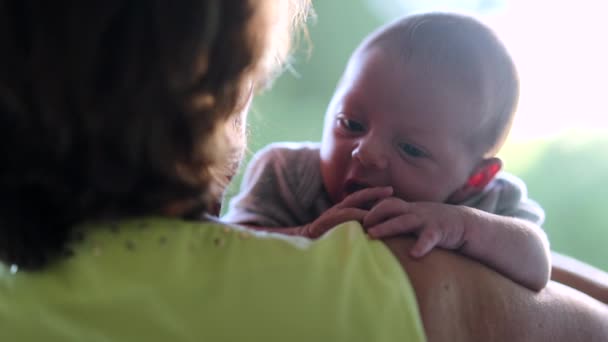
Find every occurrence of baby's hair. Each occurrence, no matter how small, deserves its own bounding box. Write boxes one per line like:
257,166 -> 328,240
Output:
362,12 -> 519,157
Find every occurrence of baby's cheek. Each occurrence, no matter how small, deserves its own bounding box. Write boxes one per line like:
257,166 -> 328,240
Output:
392,176 -> 449,203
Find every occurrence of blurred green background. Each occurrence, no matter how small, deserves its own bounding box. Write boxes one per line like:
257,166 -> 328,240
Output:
223,0 -> 608,270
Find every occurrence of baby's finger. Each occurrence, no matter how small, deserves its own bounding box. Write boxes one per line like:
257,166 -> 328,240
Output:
338,186 -> 393,210
363,197 -> 411,227
312,208 -> 369,238
366,214 -> 422,239
410,226 -> 442,258
329,207 -> 369,226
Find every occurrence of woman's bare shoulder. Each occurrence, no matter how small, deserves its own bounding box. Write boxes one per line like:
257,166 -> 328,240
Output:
381,237 -> 608,342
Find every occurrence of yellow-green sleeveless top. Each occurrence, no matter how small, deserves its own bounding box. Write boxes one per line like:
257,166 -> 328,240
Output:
0,218 -> 425,341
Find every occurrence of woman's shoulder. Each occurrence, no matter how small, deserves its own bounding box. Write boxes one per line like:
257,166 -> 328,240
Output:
0,218 -> 425,341
382,236 -> 608,341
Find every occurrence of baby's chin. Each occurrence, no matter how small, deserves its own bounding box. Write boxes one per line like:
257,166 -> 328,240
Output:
323,185 -> 345,205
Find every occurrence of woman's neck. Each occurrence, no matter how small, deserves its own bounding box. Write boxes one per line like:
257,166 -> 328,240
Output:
163,199 -> 218,221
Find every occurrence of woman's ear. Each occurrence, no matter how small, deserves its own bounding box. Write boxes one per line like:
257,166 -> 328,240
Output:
447,157 -> 502,203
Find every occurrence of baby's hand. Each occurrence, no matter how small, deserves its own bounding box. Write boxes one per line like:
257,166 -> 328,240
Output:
363,197 -> 469,258
299,187 -> 393,238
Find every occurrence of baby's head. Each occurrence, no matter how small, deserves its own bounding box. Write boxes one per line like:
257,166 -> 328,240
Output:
320,12 -> 519,205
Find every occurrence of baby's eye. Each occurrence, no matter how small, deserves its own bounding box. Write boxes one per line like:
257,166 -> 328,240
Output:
337,117 -> 365,132
399,143 -> 427,158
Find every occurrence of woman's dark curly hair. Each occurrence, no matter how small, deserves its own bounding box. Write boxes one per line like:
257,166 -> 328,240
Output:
0,0 -> 310,269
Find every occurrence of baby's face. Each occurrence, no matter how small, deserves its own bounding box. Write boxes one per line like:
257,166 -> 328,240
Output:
320,47 -> 483,204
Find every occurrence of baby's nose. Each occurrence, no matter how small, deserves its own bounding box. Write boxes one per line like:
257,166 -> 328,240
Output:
352,140 -> 389,169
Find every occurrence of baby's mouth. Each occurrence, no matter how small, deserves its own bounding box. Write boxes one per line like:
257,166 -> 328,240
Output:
342,180 -> 384,209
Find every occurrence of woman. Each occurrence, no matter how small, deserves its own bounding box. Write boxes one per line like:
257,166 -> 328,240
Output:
0,0 -> 606,341
0,1 -> 424,341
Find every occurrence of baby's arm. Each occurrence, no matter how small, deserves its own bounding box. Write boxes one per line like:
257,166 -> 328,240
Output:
457,207 -> 551,291
223,143 -> 316,229
223,143 -> 392,238
246,186 -> 393,238
364,198 -> 551,291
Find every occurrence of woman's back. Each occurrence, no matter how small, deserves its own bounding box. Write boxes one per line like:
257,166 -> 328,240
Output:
0,219 -> 425,341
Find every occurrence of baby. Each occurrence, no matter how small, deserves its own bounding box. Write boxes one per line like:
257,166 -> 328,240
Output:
224,12 -> 550,291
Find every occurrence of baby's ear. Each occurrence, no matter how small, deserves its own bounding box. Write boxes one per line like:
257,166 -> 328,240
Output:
447,157 -> 502,203
466,157 -> 502,189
